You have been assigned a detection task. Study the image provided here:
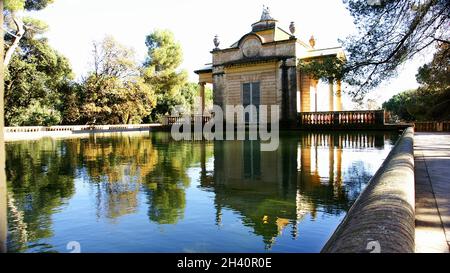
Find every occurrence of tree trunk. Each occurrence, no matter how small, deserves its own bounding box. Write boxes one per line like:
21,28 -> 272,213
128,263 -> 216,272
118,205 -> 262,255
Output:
3,12 -> 25,67
1,0 -> 9,253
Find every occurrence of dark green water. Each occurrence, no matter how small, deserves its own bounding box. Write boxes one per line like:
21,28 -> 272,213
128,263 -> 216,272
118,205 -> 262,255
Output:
4,131 -> 399,253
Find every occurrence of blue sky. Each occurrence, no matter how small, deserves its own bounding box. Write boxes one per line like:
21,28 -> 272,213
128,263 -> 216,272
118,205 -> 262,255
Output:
29,0 -> 432,107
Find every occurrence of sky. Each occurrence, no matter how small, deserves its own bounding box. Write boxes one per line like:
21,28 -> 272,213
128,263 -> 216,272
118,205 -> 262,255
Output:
29,0 -> 433,108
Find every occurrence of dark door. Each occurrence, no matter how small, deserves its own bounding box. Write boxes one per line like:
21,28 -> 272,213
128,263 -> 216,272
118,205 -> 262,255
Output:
242,82 -> 260,123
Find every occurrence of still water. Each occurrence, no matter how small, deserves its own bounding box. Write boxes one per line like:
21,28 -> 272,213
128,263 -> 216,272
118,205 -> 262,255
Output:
5,131 -> 399,253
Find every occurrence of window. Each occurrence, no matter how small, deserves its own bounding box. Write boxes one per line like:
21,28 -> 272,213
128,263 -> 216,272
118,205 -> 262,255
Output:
243,140 -> 261,179
242,82 -> 260,123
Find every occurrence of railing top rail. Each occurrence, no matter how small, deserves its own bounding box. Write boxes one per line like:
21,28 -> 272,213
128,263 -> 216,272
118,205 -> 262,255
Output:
299,110 -> 384,115
414,121 -> 450,123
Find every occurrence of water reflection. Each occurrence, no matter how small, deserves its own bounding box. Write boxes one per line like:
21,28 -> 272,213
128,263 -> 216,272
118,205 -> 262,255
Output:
5,131 -> 397,252
202,132 -> 391,249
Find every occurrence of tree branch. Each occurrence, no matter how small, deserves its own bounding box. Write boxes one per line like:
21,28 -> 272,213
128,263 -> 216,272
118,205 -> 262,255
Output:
3,12 -> 25,67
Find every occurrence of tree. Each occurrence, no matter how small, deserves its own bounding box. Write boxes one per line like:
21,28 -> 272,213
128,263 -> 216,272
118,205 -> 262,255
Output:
111,78 -> 155,124
3,0 -> 55,66
4,34 -> 74,126
3,0 -> 72,126
382,90 -> 417,121
383,43 -> 450,121
1,0 -> 7,254
298,56 -> 345,84
143,29 -> 188,121
416,43 -> 450,90
60,82 -> 82,125
178,82 -> 213,114
341,0 -> 449,99
79,36 -> 156,124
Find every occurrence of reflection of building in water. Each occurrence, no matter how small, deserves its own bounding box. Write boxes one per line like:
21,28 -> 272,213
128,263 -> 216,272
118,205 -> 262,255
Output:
200,133 -> 385,248
209,138 -> 298,248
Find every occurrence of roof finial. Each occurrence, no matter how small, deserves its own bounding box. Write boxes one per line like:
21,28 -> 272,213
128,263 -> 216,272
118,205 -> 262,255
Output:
309,35 -> 316,48
260,5 -> 273,21
213,35 -> 220,50
289,21 -> 296,36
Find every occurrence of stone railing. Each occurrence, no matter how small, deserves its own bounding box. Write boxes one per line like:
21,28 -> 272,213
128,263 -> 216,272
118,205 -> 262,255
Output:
4,124 -> 161,141
4,124 -> 158,133
162,115 -> 212,126
414,121 -> 450,132
322,127 -> 415,253
299,110 -> 385,126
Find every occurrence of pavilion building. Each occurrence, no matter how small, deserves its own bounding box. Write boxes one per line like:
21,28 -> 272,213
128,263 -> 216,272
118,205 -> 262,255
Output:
194,7 -> 346,126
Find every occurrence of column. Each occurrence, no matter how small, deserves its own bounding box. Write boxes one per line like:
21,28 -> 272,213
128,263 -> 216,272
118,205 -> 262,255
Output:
336,141 -> 342,186
299,72 -> 311,112
336,80 -> 342,111
329,78 -> 334,112
200,142 -> 206,183
313,79 -> 318,112
329,135 -> 335,185
199,82 -> 206,114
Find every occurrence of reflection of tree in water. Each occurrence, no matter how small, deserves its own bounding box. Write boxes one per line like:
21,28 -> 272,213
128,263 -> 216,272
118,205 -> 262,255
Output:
79,135 -> 159,220
5,134 -> 213,252
6,139 -> 77,252
144,134 -> 213,224
5,131 -> 395,252
341,161 -> 374,202
78,134 -> 213,224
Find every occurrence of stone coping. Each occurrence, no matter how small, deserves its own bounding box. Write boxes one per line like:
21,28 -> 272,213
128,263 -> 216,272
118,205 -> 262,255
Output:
322,127 -> 415,253
4,124 -> 161,141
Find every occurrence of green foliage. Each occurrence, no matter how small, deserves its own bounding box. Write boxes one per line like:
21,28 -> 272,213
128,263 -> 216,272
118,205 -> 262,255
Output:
382,90 -> 416,121
383,44 -> 450,121
416,44 -> 450,90
4,0 -> 25,11
5,21 -> 199,126
80,75 -> 155,124
60,82 -> 82,125
341,0 -> 449,98
4,37 -> 74,126
78,37 -> 156,124
144,29 -> 183,72
4,0 -> 54,11
298,56 -> 345,82
22,17 -> 49,38
24,0 -> 55,10
6,138 -> 76,252
143,29 -> 188,121
9,101 -> 62,126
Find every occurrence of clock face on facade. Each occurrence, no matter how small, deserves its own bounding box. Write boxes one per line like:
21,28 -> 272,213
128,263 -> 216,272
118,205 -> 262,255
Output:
241,37 -> 261,58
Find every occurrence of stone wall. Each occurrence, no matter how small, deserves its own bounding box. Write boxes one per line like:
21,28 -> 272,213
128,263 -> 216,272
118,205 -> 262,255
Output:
321,127 -> 415,253
298,71 -> 312,112
224,63 -> 278,105
212,37 -> 297,65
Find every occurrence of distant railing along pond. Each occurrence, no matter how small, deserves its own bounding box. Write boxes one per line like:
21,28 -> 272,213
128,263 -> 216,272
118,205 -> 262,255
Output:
162,110 -> 386,128
162,115 -> 212,126
299,110 -> 385,126
414,121 -> 450,132
4,124 -> 158,133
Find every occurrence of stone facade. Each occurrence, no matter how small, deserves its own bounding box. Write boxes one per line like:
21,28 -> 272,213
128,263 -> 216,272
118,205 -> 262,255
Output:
195,8 -> 345,125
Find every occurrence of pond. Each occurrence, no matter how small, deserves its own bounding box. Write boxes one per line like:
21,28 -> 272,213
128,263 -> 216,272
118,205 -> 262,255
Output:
4,131 -> 399,253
